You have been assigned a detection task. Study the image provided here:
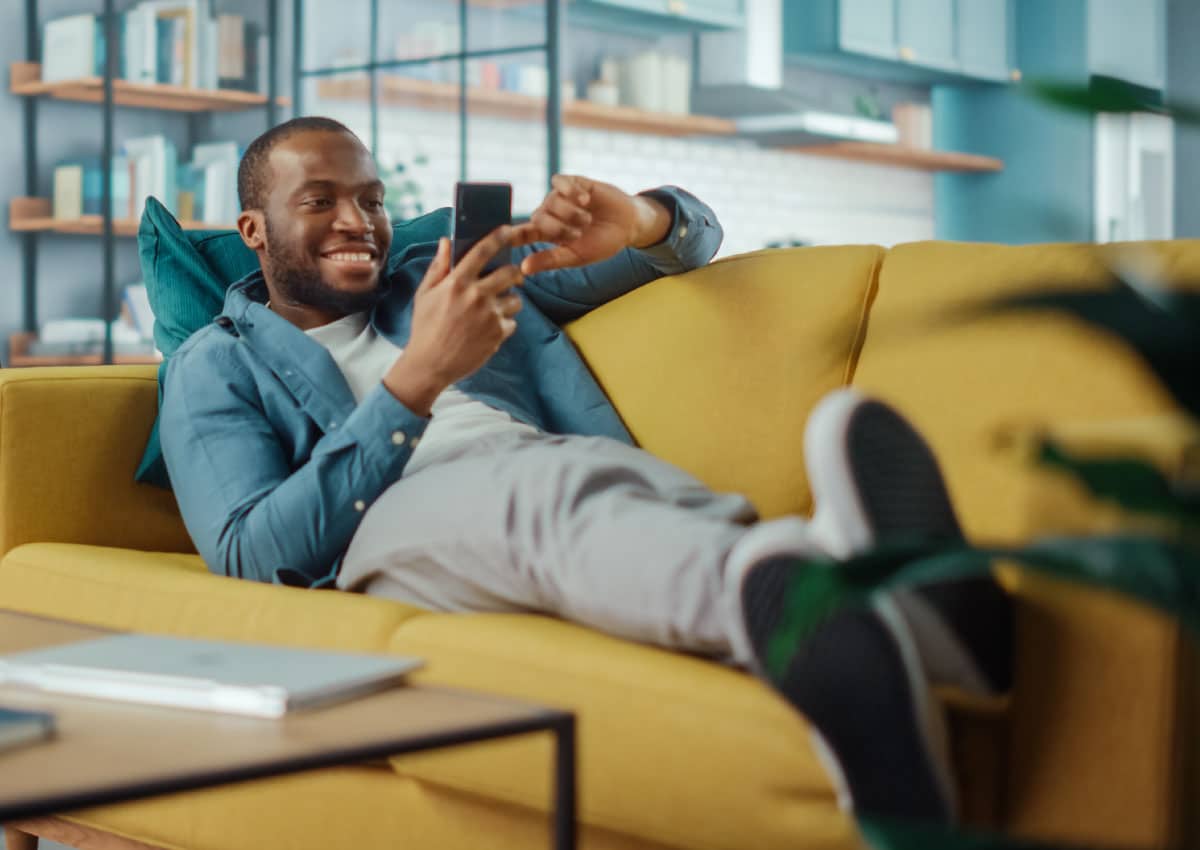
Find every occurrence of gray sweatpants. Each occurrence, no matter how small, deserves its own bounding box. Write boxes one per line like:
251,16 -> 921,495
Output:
336,430 -> 764,660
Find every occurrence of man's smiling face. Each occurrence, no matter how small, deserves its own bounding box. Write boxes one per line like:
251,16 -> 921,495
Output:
259,129 -> 393,319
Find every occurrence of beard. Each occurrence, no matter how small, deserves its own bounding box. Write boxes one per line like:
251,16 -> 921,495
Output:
263,217 -> 386,316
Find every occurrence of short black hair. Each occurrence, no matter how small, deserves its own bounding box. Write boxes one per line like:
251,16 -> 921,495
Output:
237,116 -> 359,212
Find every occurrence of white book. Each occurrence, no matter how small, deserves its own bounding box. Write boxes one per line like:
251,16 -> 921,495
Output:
42,14 -> 98,82
217,14 -> 245,80
0,635 -> 422,718
202,159 -> 229,224
125,135 -> 178,217
123,283 -> 156,339
52,164 -> 84,220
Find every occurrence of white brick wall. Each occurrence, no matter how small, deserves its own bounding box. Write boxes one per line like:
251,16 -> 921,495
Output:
321,99 -> 934,257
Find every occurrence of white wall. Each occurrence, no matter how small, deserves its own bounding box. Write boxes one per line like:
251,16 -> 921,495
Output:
321,100 -> 935,257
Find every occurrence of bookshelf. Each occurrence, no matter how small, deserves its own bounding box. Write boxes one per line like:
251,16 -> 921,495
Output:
8,331 -> 162,367
9,197 -> 233,237
317,76 -> 738,138
10,62 -> 289,112
316,76 -> 1004,172
9,2 -> 284,368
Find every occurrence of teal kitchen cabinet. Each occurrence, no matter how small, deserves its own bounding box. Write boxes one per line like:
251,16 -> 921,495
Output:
897,0 -> 957,70
785,0 -> 1013,82
957,0 -> 1014,81
566,0 -> 743,31
838,0 -> 899,59
1087,0 -> 1165,90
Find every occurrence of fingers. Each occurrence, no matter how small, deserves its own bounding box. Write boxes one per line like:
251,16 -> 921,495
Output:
494,290 -> 523,320
475,263 -> 525,297
456,225 -> 514,280
520,244 -> 584,275
550,174 -> 591,206
419,237 -> 452,290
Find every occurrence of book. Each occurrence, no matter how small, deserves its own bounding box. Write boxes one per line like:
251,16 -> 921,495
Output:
0,707 -> 54,754
0,635 -> 422,718
191,141 -> 240,224
123,284 -> 156,339
217,13 -> 245,81
42,14 -> 101,82
52,163 -> 84,220
124,135 -> 178,218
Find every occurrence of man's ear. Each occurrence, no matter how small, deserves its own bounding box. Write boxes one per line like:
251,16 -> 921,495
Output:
237,209 -> 266,251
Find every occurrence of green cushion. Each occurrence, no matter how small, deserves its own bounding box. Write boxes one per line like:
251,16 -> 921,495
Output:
134,197 -> 451,488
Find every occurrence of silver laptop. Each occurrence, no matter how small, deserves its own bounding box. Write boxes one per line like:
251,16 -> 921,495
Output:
0,634 -> 423,718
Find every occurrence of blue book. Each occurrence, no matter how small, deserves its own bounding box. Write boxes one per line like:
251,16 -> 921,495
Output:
79,157 -> 104,216
0,706 -> 54,753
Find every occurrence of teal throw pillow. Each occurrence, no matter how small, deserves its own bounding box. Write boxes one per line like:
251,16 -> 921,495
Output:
134,197 -> 451,488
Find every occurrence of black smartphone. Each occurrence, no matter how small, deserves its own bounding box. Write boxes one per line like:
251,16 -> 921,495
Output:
451,181 -> 513,273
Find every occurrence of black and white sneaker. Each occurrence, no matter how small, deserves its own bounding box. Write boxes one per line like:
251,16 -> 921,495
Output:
804,389 -> 1013,696
729,550 -> 958,822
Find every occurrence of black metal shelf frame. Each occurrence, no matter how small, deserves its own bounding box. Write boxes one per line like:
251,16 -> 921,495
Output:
290,0 -> 564,194
19,0 -> 281,365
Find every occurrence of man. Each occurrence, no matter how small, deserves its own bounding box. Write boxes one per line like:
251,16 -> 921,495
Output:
161,116 -> 1011,823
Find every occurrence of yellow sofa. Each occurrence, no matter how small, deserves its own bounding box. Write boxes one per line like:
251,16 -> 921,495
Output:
1,240 -> 1198,850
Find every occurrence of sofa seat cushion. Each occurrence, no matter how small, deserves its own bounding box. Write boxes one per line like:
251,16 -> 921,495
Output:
0,543 -> 425,651
566,245 -> 884,520
387,612 -> 858,850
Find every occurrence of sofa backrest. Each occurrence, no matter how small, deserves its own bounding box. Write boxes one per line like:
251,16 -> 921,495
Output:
0,366 -> 193,560
566,245 -> 883,520
850,239 -> 1200,544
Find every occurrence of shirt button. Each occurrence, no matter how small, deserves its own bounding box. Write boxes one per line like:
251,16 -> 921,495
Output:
391,431 -> 406,445
354,500 -> 366,512
329,422 -> 338,429
677,225 -> 688,239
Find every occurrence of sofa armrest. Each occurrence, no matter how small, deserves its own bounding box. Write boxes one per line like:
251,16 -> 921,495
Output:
987,414 -> 1200,847
1000,567 -> 1199,850
0,366 -> 192,559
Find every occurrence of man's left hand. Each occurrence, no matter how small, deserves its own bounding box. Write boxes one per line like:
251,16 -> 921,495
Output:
513,175 -> 672,275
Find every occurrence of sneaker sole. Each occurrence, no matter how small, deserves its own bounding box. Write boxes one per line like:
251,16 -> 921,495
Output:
738,559 -> 956,822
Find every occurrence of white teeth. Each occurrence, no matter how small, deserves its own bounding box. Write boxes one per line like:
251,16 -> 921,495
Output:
326,252 -> 373,262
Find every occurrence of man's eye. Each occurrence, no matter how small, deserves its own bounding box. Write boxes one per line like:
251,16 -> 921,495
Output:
366,198 -> 385,209
303,198 -> 332,208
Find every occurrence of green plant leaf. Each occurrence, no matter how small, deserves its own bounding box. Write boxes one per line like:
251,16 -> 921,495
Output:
1035,440 -> 1200,522
762,539 -> 981,679
874,536 -> 1200,636
1026,75 -> 1200,124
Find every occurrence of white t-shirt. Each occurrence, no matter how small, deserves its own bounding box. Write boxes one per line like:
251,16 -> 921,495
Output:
304,312 -> 539,472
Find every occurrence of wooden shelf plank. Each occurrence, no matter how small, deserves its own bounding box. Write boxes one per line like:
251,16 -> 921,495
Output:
318,76 -> 738,137
9,62 -> 290,113
316,77 -> 1003,171
789,142 -> 1005,173
8,198 -> 232,236
8,332 -> 161,368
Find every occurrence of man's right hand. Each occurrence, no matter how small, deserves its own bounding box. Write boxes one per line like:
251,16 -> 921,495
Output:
383,228 -> 524,416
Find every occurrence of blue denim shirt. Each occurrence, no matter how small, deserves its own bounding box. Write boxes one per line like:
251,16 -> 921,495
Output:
160,187 -> 722,588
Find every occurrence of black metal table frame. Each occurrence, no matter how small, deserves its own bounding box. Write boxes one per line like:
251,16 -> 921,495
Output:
0,710 -> 577,850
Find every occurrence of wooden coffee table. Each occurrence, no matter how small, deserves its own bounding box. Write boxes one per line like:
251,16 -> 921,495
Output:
0,610 -> 576,850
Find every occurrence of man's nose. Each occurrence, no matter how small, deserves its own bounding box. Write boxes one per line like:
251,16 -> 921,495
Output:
334,201 -> 374,233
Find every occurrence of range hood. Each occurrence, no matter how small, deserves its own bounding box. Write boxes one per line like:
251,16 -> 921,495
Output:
693,0 -> 898,146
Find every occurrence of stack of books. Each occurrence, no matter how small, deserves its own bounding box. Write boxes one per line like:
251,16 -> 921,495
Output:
41,2 -> 268,93
52,137 -> 240,225
29,283 -> 160,359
